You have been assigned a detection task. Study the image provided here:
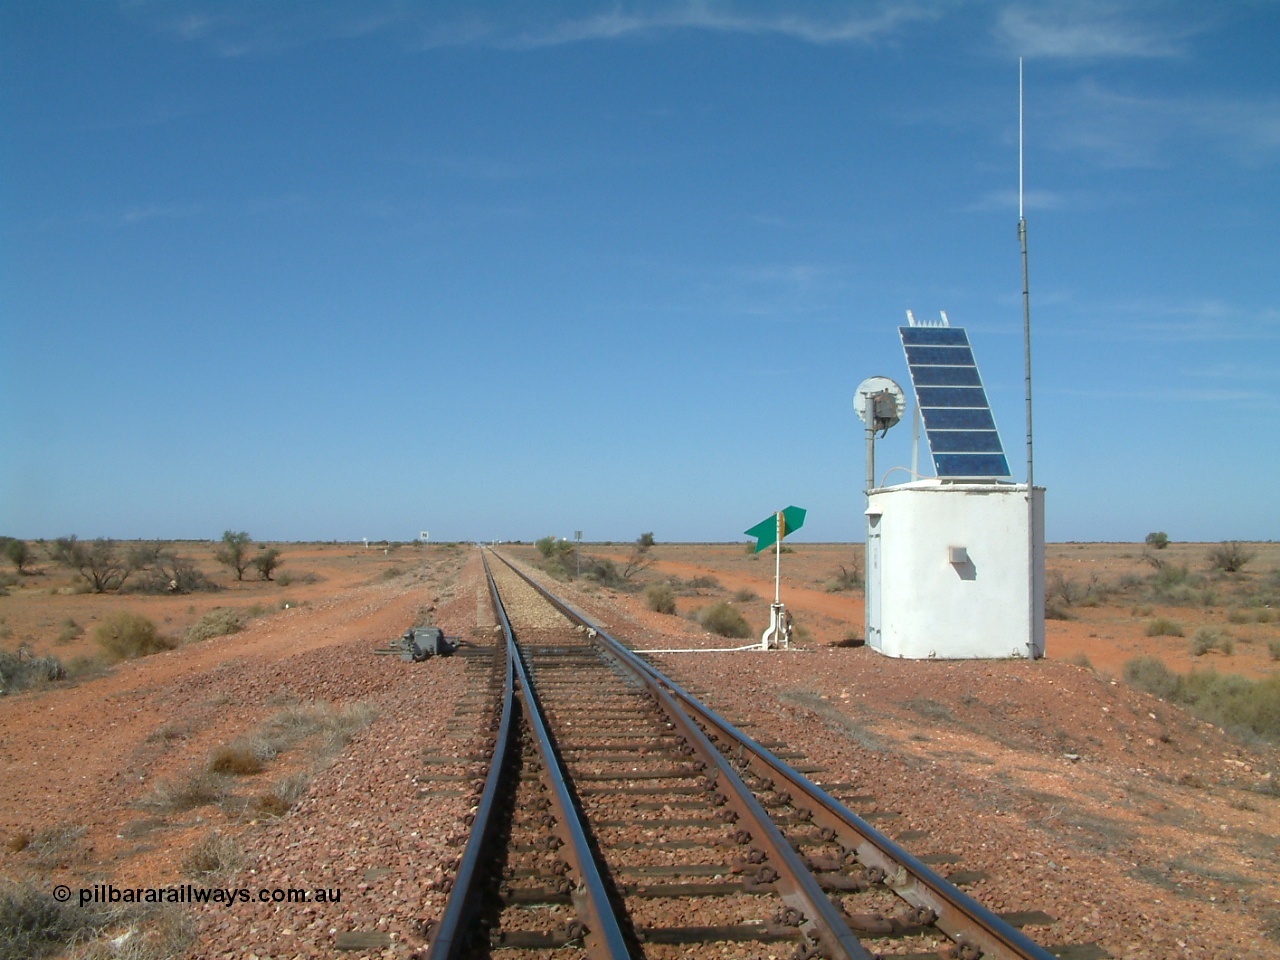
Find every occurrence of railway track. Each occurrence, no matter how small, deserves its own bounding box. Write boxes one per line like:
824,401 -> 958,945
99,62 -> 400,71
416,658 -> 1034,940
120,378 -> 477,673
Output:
425,549 -> 1092,960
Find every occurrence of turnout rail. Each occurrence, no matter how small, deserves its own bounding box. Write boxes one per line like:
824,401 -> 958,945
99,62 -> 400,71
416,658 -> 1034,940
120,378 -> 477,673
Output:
425,549 -> 1066,960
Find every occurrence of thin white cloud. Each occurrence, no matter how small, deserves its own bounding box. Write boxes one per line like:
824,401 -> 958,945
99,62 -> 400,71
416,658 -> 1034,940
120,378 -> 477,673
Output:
995,2 -> 1200,60
474,4 -> 940,50
1048,80 -> 1280,168
123,1 -> 942,56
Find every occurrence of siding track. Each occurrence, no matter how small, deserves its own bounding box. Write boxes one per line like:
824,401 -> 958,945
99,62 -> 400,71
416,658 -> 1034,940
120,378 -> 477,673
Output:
426,549 -> 1079,960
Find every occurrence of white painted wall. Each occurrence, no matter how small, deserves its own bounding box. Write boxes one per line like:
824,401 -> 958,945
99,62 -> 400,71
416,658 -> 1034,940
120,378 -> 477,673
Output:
865,480 -> 1045,659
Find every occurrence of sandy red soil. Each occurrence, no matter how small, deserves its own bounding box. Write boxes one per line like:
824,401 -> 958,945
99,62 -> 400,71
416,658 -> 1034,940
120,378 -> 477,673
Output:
0,540 -> 1277,958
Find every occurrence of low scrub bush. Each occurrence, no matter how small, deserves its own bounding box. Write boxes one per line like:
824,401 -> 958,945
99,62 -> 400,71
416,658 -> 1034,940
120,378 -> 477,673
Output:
824,563 -> 862,592
1065,652 -> 1095,671
1269,639 -> 1280,662
1124,656 -> 1280,743
275,570 -> 321,587
686,575 -> 721,591
732,588 -> 756,603
54,618 -> 82,645
22,824 -> 86,869
1227,608 -> 1250,625
1208,541 -> 1254,574
1190,628 -> 1233,657
1146,617 -> 1184,638
93,612 -> 175,661
0,879 -> 102,960
644,583 -> 676,615
698,602 -> 751,639
124,548 -> 220,595
1123,656 -> 1181,700
0,648 -> 65,695
185,608 -> 245,644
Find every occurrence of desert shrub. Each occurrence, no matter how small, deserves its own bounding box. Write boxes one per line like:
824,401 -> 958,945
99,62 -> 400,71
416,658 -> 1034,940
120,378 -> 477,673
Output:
581,557 -> 629,589
1145,531 -> 1170,550
1065,652 -> 1095,671
0,879 -> 103,960
0,648 -> 65,695
687,575 -> 721,591
1209,541 -> 1254,574
535,536 -> 573,562
252,547 -> 283,581
1269,639 -> 1280,662
1227,607 -> 1250,625
275,571 -> 320,587
1132,604 -> 1154,617
698,602 -> 751,639
1123,656 -> 1180,700
644,583 -> 677,615
1255,608 -> 1273,624
94,612 -> 176,661
63,654 -> 108,681
214,530 -> 254,581
124,547 -> 220,595
732,588 -> 756,603
50,536 -> 149,593
1191,628 -> 1233,657
823,561 -> 862,593
23,824 -> 86,869
1044,603 -> 1073,621
1146,617 -> 1184,638
1124,658 -> 1280,743
2,538 -> 32,574
185,608 -> 245,644
54,618 -> 82,645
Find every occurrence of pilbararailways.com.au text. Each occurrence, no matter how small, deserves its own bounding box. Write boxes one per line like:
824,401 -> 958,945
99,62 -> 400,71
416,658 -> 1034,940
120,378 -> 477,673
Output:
75,884 -> 341,907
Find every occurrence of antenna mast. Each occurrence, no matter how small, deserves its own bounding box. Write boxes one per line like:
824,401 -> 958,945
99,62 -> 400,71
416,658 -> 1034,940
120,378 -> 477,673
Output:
1019,57 -> 1037,657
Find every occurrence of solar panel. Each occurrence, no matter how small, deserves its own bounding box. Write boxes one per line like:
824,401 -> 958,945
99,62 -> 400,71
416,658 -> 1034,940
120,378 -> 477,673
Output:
900,323 -> 1010,479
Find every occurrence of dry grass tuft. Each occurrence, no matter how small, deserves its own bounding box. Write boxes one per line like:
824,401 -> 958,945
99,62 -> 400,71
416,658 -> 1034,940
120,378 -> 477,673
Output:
23,824 -> 86,869
140,769 -> 231,813
182,831 -> 242,880
207,744 -> 264,776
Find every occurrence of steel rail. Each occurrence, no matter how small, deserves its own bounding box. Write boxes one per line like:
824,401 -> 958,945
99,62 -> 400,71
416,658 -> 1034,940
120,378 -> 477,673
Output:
424,560 -> 515,960
663,685 -> 1058,960
490,551 -> 874,960
492,550 -> 1059,960
486,551 -> 631,958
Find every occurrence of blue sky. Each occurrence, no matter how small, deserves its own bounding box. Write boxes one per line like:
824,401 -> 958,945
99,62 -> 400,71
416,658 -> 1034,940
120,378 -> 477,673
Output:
2,2 -> 1278,544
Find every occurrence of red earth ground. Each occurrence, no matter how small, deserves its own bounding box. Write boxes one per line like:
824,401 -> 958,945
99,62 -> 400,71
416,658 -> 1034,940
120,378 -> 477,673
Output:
0,540 -> 1276,958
